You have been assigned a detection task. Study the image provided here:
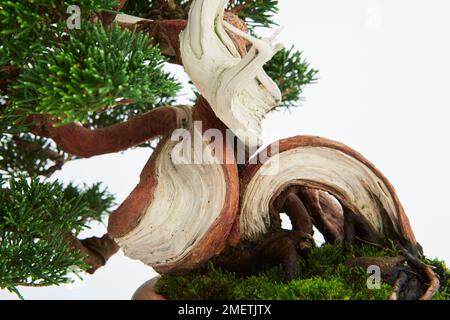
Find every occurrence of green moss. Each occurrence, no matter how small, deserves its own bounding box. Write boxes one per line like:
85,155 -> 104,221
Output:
156,243 -> 402,300
156,243 -> 449,300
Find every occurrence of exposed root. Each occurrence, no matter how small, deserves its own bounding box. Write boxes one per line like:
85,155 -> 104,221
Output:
420,266 -> 440,300
283,192 -> 314,235
212,231 -> 315,281
297,188 -> 344,243
388,271 -> 409,300
345,244 -> 440,300
397,243 -> 440,300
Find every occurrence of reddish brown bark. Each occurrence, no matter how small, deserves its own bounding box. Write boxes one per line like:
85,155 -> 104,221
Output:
318,191 -> 345,239
284,192 -> 313,234
297,188 -> 344,243
274,189 -> 314,235
213,230 -> 315,281
69,234 -> 119,274
223,12 -> 250,57
28,106 -> 188,158
134,19 -> 187,65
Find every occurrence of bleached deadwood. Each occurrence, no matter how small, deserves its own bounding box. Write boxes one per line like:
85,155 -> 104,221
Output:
180,0 -> 283,149
237,135 -> 418,254
108,99 -> 239,274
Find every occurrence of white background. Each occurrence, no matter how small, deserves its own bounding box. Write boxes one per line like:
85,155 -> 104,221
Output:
1,0 -> 449,299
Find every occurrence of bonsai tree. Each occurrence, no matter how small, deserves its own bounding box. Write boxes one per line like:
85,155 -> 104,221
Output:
0,0 -> 448,300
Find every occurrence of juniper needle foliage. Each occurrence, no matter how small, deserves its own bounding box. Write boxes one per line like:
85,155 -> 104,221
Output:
12,22 -> 180,125
0,176 -> 114,298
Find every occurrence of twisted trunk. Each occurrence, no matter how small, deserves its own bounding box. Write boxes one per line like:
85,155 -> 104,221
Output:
108,97 -> 239,274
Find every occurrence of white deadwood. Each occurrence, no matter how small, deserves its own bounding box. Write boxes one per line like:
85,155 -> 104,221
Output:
108,105 -> 239,273
180,0 -> 283,149
239,136 -> 417,248
116,138 -> 224,265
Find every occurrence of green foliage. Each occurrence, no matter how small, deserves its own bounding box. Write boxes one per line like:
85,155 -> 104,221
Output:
0,133 -> 69,177
123,0 -> 279,29
0,44 -> 9,67
156,244 -> 398,300
121,0 -> 151,17
11,22 -> 179,125
62,182 -> 116,223
1,0 -> 181,132
0,0 -> 118,65
264,46 -> 318,108
0,105 -> 26,135
228,0 -> 279,28
0,176 -> 115,298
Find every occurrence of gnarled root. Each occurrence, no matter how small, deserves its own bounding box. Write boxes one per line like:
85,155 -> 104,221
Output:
346,253 -> 439,300
397,244 -> 440,300
212,231 -> 315,281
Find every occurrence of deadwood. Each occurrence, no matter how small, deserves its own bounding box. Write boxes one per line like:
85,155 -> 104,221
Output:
238,135 -> 418,252
108,97 -> 239,274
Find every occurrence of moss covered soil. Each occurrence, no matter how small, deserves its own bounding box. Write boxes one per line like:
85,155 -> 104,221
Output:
156,243 -> 449,300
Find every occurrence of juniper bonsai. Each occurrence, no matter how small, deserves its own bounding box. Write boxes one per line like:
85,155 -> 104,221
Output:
0,0 -> 446,300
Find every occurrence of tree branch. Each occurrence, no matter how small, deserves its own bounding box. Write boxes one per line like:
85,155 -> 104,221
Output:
115,14 -> 187,65
68,234 -> 119,274
29,106 -> 191,158
114,11 -> 248,65
11,136 -> 67,177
